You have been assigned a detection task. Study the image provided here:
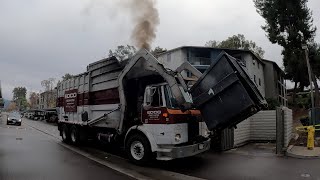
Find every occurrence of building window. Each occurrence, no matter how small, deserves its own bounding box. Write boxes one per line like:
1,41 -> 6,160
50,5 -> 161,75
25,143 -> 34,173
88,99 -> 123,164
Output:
254,75 -> 256,83
259,78 -> 261,86
252,56 -> 256,65
258,63 -> 260,69
189,57 -> 211,65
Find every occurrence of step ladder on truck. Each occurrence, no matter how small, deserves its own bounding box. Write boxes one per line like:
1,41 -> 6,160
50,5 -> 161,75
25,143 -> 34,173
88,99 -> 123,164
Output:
57,49 -> 266,164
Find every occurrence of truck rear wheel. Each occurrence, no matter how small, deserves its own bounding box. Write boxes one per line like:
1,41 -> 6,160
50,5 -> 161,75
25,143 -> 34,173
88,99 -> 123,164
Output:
126,134 -> 153,165
70,125 -> 81,145
61,124 -> 70,143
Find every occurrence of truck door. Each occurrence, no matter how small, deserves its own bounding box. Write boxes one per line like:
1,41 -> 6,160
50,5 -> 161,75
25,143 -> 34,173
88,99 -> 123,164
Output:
142,86 -> 166,124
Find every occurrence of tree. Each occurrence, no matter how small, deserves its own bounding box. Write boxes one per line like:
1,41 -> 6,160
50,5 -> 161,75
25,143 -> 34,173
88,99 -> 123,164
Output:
7,102 -> 17,112
13,87 -> 27,102
308,43 -> 320,106
41,78 -> 56,108
41,78 -> 55,92
12,87 -> 28,110
254,0 -> 317,105
0,98 -> 3,109
108,45 -> 137,61
0,83 -> 3,108
62,73 -> 74,81
151,46 -> 167,57
205,40 -> 219,48
309,43 -> 320,77
29,92 -> 40,109
266,98 -> 281,110
205,34 -> 265,58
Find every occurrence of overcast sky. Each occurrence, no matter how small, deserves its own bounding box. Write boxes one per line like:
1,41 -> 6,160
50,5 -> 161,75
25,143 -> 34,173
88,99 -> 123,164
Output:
0,0 -> 319,100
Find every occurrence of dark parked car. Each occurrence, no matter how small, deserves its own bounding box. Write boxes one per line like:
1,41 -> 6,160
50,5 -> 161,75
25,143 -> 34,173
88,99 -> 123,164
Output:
7,112 -> 22,126
45,110 -> 58,123
33,110 -> 46,121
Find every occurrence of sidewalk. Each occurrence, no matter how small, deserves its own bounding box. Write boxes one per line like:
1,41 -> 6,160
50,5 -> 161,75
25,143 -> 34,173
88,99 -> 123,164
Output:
287,145 -> 320,159
23,118 -> 60,139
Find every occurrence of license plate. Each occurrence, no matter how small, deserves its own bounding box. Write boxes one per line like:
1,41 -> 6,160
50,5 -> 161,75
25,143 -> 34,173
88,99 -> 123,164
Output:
198,144 -> 205,150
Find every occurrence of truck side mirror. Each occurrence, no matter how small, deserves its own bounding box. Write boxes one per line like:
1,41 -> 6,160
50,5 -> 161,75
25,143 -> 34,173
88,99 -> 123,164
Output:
145,87 -> 152,105
145,87 -> 155,106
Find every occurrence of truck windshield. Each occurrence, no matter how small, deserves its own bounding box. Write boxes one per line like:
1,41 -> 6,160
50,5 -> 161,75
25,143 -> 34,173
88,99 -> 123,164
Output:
164,85 -> 193,109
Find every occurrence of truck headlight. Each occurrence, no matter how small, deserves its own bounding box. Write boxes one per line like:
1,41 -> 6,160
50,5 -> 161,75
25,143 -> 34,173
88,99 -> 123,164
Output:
18,119 -> 22,122
175,134 -> 181,142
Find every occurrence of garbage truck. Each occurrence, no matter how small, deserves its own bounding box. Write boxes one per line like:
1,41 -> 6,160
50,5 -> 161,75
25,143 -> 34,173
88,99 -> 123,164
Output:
57,49 -> 266,164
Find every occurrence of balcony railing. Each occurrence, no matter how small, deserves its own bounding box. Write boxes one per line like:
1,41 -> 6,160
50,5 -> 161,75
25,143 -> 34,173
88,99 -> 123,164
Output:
188,57 -> 212,66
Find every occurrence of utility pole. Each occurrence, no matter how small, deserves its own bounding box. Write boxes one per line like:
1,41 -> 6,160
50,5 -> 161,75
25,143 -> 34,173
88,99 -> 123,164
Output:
302,44 -> 315,126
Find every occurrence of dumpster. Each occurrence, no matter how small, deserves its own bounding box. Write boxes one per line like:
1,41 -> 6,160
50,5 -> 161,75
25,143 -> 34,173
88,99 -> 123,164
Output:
190,52 -> 267,131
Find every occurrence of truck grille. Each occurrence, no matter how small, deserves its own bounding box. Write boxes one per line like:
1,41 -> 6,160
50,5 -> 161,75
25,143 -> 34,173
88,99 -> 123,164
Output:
188,118 -> 199,143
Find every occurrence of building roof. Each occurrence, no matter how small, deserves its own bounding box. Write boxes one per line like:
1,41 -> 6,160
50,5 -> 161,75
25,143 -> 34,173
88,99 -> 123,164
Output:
40,89 -> 57,95
262,59 -> 285,75
158,46 -> 265,64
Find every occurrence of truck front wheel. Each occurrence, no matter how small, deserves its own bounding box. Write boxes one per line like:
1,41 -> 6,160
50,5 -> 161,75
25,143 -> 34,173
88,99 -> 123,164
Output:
61,124 -> 70,143
126,134 -> 153,165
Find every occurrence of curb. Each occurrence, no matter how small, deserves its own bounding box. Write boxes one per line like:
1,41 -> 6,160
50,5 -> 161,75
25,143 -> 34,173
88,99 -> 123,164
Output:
24,120 -> 61,140
286,151 -> 320,159
286,146 -> 320,159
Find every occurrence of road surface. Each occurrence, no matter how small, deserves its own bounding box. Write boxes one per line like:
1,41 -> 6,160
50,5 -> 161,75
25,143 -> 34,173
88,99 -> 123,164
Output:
0,114 -> 133,180
3,114 -> 320,180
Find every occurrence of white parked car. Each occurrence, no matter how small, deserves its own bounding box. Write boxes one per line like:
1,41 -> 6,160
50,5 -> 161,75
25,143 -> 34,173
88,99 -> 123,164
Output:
24,112 -> 35,119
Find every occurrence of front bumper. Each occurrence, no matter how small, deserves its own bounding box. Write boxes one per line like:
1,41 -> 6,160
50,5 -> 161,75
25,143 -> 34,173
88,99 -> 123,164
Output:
156,138 -> 211,160
7,120 -> 21,125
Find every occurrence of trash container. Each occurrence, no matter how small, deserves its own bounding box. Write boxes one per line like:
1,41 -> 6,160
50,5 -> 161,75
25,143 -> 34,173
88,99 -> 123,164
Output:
190,52 -> 267,131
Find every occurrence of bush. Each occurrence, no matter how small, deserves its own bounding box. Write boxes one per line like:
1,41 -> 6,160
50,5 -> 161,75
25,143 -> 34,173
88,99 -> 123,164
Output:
266,98 -> 280,110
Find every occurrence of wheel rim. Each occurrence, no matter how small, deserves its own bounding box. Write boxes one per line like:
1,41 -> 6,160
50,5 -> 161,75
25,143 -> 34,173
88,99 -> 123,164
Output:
62,128 -> 67,140
130,141 -> 145,160
71,129 -> 77,143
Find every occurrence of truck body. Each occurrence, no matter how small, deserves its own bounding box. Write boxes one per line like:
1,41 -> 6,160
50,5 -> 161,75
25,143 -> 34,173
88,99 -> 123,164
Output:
57,49 -> 266,164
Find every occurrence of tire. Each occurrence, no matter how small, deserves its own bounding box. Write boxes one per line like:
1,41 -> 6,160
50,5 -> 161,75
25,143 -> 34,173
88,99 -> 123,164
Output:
61,124 -> 71,143
70,125 -> 81,145
126,134 -> 153,165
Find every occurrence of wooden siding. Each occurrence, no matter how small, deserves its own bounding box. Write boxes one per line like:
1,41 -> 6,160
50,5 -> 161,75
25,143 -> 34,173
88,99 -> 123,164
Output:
234,110 -> 277,146
234,108 -> 293,147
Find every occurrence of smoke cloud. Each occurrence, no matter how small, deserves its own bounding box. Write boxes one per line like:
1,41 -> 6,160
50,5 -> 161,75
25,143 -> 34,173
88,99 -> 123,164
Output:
83,0 -> 160,50
118,0 -> 160,50
129,0 -> 159,50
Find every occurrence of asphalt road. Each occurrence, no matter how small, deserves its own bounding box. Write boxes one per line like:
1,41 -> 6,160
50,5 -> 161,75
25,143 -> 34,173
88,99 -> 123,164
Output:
0,114 -> 132,180
3,114 -> 320,180
158,148 -> 320,180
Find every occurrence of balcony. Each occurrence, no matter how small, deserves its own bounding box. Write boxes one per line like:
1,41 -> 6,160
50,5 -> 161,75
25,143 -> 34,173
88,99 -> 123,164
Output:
188,57 -> 212,66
